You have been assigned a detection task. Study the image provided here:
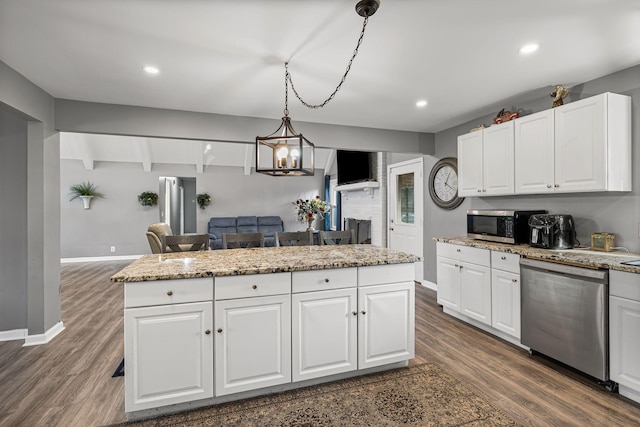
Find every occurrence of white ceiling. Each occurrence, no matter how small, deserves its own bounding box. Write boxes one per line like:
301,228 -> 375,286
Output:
2,0 -> 640,133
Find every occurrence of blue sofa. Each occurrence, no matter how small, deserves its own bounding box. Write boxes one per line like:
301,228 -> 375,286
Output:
208,216 -> 284,249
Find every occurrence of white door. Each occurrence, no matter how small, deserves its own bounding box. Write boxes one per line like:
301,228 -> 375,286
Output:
459,262 -> 492,325
435,256 -> 460,311
610,296 -> 640,389
554,94 -> 607,192
292,288 -> 357,382
124,302 -> 213,412
358,282 -> 415,369
482,122 -> 515,196
457,131 -> 483,196
515,109 -> 555,194
388,158 -> 424,280
214,294 -> 291,396
491,270 -> 521,339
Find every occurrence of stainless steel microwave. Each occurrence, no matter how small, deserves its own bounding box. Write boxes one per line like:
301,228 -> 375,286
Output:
467,209 -> 546,244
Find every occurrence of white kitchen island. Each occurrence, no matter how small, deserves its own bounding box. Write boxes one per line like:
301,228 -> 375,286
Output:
111,245 -> 419,420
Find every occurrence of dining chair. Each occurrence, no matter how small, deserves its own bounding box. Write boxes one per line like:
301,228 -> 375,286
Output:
146,222 -> 173,254
274,231 -> 313,247
222,232 -> 265,249
161,234 -> 210,253
318,230 -> 356,245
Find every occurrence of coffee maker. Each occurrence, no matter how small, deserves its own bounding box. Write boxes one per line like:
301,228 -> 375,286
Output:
528,214 -> 576,249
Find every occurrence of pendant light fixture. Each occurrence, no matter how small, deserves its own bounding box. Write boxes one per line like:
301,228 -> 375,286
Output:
256,0 -> 380,176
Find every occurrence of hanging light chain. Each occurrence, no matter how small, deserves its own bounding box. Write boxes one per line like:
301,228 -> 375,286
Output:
286,16 -> 369,110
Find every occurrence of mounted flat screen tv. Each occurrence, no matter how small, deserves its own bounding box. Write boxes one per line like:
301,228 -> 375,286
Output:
337,150 -> 373,185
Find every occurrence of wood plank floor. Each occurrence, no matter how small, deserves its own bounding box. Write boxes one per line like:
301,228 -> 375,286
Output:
1,261 -> 639,426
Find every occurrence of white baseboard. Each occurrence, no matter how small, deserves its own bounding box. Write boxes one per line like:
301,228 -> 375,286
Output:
23,321 -> 65,346
420,280 -> 436,291
61,255 -> 143,263
0,328 -> 28,342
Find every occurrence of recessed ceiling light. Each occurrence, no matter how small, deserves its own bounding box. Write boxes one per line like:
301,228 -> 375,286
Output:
416,100 -> 428,108
143,66 -> 160,75
519,43 -> 540,55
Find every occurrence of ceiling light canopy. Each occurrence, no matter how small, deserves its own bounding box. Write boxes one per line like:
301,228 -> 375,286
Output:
519,43 -> 540,55
416,100 -> 428,108
256,0 -> 380,177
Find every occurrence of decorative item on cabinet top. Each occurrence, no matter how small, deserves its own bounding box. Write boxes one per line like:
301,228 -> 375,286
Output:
551,84 -> 569,107
492,108 -> 519,124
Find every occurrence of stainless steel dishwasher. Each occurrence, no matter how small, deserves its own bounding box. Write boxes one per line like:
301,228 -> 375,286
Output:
520,258 -> 609,382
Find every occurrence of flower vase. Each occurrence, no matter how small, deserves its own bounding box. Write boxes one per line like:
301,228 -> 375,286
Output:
306,219 -> 315,231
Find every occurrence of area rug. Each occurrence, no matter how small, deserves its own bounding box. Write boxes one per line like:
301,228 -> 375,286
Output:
114,363 -> 519,426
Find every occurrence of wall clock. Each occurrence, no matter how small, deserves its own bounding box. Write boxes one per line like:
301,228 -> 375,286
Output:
428,157 -> 464,209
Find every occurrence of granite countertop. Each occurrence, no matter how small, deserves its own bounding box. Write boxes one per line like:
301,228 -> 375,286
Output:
435,236 -> 640,274
111,245 -> 420,283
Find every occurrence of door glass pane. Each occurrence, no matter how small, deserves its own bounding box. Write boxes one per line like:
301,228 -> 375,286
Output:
397,173 -> 414,224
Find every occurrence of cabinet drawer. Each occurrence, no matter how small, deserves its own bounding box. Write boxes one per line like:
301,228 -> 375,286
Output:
491,251 -> 520,274
437,242 -> 490,266
292,267 -> 357,293
125,278 -> 213,308
611,270 -> 640,301
358,263 -> 414,286
215,272 -> 291,300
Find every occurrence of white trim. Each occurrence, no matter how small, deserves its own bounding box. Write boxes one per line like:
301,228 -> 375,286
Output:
421,280 -> 437,291
23,321 -> 65,346
335,181 -> 380,192
61,254 -> 143,263
0,328 -> 28,342
388,157 -> 424,169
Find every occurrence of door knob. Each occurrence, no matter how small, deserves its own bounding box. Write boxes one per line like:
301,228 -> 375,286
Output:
166,290 -> 173,296
352,311 -> 358,316
205,329 -> 211,335
252,284 -> 258,290
389,227 -> 394,231
217,328 -> 223,333
361,310 -> 366,315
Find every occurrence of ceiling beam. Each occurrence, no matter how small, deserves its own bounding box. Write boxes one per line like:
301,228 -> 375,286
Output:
194,141 -> 204,174
243,144 -> 252,175
324,149 -> 336,174
74,133 -> 94,170
137,139 -> 152,172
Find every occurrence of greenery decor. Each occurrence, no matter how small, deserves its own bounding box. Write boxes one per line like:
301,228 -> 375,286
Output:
197,193 -> 211,210
68,181 -> 105,201
137,191 -> 159,207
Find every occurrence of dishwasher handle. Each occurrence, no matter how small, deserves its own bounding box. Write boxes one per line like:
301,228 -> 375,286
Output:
520,258 -> 608,281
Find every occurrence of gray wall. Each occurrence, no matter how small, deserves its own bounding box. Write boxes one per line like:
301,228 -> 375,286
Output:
423,64 -> 640,283
0,60 -> 60,335
0,108 -> 28,331
60,160 -> 324,257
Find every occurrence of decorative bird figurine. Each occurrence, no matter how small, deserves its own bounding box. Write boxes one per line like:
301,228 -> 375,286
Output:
551,85 -> 569,107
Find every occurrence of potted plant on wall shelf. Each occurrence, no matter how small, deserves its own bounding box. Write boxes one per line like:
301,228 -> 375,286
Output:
196,193 -> 211,210
69,181 -> 105,209
137,191 -> 158,207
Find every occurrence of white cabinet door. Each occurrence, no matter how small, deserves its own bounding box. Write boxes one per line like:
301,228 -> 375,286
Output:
358,282 -> 415,369
125,302 -> 213,412
215,294 -> 291,396
459,262 -> 491,325
292,288 -> 357,382
554,94 -> 607,192
491,269 -> 521,339
610,296 -> 640,390
436,256 -> 460,311
457,131 -> 483,197
515,110 -> 555,194
482,122 -> 514,195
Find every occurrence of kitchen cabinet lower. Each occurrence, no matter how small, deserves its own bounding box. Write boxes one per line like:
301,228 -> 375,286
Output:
491,269 -> 520,339
610,270 -> 640,403
358,282 -> 415,369
124,301 -> 213,412
292,288 -> 357,382
215,294 -> 291,396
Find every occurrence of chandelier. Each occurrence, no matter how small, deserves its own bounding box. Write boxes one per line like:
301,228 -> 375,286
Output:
255,0 -> 380,176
